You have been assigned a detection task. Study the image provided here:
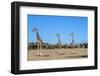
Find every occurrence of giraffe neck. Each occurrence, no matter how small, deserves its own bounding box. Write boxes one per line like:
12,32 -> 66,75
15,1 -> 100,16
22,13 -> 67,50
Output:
36,31 -> 43,43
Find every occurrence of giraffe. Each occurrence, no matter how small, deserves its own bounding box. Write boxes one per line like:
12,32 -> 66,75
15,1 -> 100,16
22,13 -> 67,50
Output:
56,33 -> 61,50
32,27 -> 43,56
70,33 -> 75,48
56,33 -> 64,55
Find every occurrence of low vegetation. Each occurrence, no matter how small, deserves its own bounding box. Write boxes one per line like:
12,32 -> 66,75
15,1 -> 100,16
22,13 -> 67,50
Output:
28,42 -> 88,50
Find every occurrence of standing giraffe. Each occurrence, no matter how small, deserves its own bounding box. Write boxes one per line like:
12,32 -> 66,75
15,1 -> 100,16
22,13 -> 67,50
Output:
56,33 -> 61,50
56,33 -> 64,55
32,27 -> 43,56
70,33 -> 75,48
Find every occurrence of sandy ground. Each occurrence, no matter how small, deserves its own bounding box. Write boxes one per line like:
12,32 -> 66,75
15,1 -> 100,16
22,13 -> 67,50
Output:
27,48 -> 88,61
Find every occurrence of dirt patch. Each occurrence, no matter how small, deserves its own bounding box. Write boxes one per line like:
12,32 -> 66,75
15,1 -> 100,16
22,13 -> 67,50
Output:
27,48 -> 88,61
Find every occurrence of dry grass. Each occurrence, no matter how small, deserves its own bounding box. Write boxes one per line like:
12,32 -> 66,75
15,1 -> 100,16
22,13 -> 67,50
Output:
27,48 -> 88,61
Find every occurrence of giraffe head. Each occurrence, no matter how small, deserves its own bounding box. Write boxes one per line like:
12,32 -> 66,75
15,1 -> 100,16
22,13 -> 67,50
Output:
32,27 -> 38,32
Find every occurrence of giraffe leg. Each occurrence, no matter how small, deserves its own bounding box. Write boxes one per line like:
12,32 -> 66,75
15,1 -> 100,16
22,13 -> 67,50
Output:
38,43 -> 43,56
58,45 -> 64,55
36,43 -> 41,56
36,44 -> 39,56
40,44 -> 42,56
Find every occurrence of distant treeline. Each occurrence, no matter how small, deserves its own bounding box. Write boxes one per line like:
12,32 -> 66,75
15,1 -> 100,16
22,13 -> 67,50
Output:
28,42 -> 88,50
